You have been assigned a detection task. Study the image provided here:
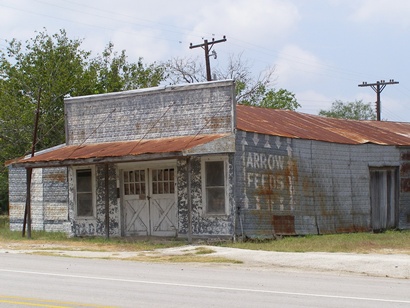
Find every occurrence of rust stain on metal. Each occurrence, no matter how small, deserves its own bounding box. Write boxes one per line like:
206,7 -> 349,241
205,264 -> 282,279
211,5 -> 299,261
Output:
401,178 -> 410,192
272,215 -> 295,235
13,134 -> 229,165
401,163 -> 410,176
255,157 -> 298,210
205,116 -> 229,130
237,105 -> 410,146
43,172 -> 66,182
45,206 -> 68,220
401,152 -> 410,160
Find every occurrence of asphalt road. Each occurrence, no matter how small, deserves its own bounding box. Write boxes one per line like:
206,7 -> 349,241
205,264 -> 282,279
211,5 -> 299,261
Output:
1,253 -> 410,307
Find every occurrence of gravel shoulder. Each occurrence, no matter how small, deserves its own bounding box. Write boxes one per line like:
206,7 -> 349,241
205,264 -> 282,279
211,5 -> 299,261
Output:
1,243 -> 409,279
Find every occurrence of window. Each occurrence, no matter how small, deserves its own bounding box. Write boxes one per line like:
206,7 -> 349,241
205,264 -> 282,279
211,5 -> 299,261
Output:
124,170 -> 146,196
152,168 -> 175,194
76,168 -> 95,217
203,159 -> 227,215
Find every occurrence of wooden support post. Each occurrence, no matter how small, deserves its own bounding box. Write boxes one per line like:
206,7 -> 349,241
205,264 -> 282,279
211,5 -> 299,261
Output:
187,157 -> 192,244
104,164 -> 110,239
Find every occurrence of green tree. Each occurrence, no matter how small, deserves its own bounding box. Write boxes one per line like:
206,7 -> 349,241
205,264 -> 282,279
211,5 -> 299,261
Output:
0,29 -> 165,214
241,86 -> 300,111
319,100 -> 376,120
165,53 -> 300,110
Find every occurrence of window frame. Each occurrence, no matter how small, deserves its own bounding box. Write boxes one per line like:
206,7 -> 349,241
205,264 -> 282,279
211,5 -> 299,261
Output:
74,166 -> 96,218
201,156 -> 229,216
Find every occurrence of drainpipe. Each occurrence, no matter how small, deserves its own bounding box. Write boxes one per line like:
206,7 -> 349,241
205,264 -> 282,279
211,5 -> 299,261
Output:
187,157 -> 192,244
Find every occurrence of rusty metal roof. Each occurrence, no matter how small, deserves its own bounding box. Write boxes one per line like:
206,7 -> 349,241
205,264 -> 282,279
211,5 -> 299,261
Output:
236,105 -> 410,145
9,105 -> 410,168
11,134 -> 229,167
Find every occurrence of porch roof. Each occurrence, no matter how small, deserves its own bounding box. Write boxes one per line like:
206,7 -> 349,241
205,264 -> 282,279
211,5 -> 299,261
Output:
9,134 -> 233,168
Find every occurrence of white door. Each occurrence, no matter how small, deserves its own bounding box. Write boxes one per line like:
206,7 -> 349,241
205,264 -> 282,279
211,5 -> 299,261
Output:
150,168 -> 177,236
123,169 -> 149,236
123,166 -> 177,236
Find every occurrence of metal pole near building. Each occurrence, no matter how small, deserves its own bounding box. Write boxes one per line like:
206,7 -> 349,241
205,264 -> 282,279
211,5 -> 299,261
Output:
358,80 -> 399,121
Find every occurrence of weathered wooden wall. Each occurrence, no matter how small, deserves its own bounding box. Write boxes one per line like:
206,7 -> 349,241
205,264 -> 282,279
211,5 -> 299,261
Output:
65,81 -> 235,145
8,165 -> 70,233
176,156 -> 235,238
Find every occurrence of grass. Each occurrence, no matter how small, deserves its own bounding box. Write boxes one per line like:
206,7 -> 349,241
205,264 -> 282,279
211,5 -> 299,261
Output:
1,215 -> 410,255
222,231 -> 410,254
0,215 -> 185,252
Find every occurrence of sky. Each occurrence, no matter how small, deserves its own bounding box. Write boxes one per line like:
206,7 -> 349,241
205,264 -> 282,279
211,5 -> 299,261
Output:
1,0 -> 410,122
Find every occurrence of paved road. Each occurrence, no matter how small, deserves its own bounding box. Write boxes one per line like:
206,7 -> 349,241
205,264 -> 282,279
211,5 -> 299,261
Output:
1,253 -> 410,307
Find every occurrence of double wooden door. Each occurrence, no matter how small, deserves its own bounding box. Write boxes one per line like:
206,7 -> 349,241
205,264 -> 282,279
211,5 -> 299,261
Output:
123,166 -> 177,236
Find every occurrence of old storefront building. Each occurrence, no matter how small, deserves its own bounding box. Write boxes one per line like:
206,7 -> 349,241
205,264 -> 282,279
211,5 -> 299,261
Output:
7,80 -> 410,239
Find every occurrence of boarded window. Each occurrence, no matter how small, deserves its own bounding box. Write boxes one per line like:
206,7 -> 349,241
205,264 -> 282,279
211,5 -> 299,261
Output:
205,161 -> 226,214
76,169 -> 94,217
370,167 -> 398,231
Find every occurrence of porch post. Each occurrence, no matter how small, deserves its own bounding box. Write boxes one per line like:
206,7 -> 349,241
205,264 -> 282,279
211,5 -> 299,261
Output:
104,163 -> 110,239
187,157 -> 192,244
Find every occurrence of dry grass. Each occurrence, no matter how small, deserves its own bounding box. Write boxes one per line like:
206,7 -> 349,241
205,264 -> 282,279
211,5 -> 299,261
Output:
1,216 -> 410,255
225,230 -> 410,254
123,253 -> 242,264
27,245 -> 242,264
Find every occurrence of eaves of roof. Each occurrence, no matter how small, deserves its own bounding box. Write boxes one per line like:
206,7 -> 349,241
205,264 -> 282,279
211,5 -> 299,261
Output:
8,134 -> 233,168
236,105 -> 410,145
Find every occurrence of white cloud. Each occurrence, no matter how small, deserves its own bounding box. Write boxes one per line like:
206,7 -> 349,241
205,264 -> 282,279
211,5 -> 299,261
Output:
350,0 -> 410,28
187,0 -> 300,42
275,45 -> 326,86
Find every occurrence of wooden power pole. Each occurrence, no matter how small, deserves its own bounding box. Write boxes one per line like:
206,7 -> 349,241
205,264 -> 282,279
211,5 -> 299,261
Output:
358,79 -> 399,121
190,36 -> 227,81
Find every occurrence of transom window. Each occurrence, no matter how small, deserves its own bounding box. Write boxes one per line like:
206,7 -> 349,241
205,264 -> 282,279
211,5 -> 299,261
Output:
152,168 -> 175,194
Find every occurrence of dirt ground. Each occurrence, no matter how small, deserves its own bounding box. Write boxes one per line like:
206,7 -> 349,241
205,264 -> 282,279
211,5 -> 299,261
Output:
0,241 -> 409,279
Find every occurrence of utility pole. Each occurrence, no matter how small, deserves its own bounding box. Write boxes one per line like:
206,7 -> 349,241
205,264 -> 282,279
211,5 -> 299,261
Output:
190,36 -> 227,81
23,88 -> 41,238
358,79 -> 399,121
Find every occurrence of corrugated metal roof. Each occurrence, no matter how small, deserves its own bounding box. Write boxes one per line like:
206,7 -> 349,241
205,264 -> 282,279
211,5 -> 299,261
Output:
236,105 -> 410,145
11,134 -> 228,167
10,104 -> 410,168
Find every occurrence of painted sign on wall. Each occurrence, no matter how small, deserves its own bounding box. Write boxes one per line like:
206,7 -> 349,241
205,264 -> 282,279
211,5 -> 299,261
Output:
241,132 -> 296,212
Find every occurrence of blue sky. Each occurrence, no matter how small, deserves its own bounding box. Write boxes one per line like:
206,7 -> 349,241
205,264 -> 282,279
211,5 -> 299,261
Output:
1,0 -> 409,122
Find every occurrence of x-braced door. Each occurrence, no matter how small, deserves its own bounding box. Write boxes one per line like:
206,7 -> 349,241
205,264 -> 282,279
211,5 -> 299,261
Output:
123,167 -> 177,236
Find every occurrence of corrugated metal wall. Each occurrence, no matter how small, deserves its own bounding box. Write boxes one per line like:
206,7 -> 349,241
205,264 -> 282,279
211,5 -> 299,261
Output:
399,148 -> 410,229
235,131 -> 403,238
